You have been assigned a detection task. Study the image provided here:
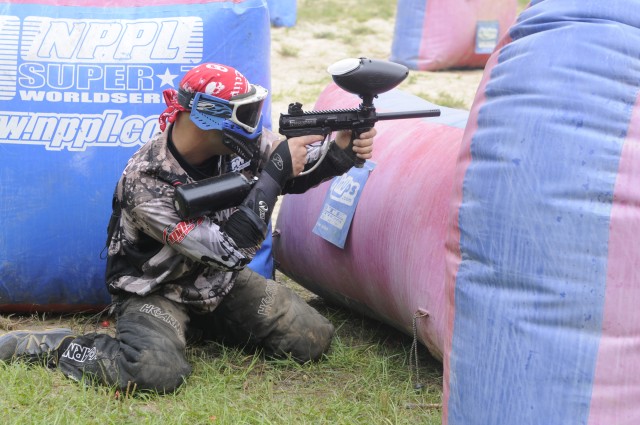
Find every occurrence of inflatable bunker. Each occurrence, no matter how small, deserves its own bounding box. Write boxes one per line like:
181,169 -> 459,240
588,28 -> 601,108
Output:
444,1 -> 640,424
266,0 -> 296,27
0,0 -> 272,312
277,1 -> 640,423
274,83 -> 468,361
391,0 -> 517,71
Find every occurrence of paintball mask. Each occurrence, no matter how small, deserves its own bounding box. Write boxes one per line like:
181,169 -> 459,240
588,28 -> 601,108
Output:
178,84 -> 268,161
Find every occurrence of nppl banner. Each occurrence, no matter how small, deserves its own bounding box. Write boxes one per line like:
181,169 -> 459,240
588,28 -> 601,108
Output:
0,0 -> 271,311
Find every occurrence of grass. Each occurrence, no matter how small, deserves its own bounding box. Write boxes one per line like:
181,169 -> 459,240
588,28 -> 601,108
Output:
297,0 -> 397,24
0,290 -> 442,425
312,31 -> 335,40
519,0 -> 530,11
298,0 -> 530,23
429,91 -> 468,109
277,45 -> 300,58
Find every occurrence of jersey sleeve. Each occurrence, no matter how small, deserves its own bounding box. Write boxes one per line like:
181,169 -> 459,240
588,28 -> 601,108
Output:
129,193 -> 257,272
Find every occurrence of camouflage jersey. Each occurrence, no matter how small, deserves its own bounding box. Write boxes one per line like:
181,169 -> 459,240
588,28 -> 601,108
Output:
105,127 -> 356,313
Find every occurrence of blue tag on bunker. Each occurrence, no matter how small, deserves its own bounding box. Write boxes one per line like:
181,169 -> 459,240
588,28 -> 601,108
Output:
475,20 -> 500,54
313,161 -> 376,248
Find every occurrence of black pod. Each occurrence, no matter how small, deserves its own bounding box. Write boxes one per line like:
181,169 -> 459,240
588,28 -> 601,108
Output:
173,172 -> 254,220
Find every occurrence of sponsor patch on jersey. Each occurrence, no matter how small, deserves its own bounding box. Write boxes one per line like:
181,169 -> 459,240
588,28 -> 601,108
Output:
164,217 -> 203,245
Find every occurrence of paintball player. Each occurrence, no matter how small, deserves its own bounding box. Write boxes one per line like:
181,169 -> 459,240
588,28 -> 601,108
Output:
0,63 -> 375,392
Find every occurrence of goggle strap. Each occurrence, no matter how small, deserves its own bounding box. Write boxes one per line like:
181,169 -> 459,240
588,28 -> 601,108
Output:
177,88 -> 194,110
229,85 -> 257,101
179,86 -> 260,110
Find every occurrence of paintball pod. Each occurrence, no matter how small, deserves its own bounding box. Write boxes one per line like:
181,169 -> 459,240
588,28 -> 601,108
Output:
173,172 -> 256,220
278,57 -> 441,174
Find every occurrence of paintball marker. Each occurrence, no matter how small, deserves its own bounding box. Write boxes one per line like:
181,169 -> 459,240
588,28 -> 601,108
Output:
278,57 -> 441,174
173,58 -> 441,220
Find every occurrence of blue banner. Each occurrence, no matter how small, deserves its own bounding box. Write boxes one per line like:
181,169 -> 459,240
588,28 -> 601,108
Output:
0,0 -> 271,310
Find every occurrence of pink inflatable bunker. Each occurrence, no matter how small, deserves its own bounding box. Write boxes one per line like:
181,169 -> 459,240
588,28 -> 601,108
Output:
273,84 -> 468,360
391,0 -> 518,71
443,1 -> 640,423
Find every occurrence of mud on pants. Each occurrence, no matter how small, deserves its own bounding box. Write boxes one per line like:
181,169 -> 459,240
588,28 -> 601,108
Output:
58,268 -> 334,393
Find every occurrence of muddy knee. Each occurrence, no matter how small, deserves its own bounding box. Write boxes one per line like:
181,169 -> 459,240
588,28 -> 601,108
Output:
214,269 -> 335,362
270,293 -> 335,362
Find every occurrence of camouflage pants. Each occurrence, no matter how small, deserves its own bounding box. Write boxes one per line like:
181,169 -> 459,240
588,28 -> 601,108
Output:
58,268 -> 334,393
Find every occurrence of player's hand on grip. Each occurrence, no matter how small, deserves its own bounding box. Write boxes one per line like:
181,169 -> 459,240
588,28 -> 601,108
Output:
287,135 -> 325,177
335,128 -> 376,161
